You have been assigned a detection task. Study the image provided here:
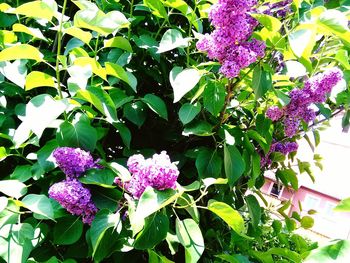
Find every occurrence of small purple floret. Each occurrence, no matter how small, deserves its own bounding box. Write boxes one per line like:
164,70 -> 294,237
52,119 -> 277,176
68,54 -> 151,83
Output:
53,147 -> 100,178
48,179 -> 98,224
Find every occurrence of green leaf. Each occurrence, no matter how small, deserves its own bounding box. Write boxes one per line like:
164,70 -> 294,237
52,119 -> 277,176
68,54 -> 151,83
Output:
276,169 -> 298,190
215,254 -> 250,263
300,216 -> 314,229
0,146 -> 8,161
252,66 -> 272,99
304,240 -> 350,262
334,197 -> 350,212
0,180 -> 27,199
76,87 -> 117,123
132,187 -> 180,234
104,36 -> 133,52
143,0 -> 168,20
0,44 -> 43,62
163,0 -> 202,32
9,1 -> 55,21
142,94 -> 168,120
208,200 -> 245,234
74,8 -> 129,36
245,195 -> 261,229
183,121 -> 213,136
113,122 -> 132,148
195,149 -> 222,179
223,144 -> 245,187
158,29 -> 189,53
170,67 -> 201,103
53,216 -> 83,245
203,81 -> 225,116
105,62 -> 137,92
56,120 -> 97,152
179,102 -> 201,125
22,194 -> 54,220
90,210 -> 122,259
134,212 -> 169,249
123,101 -> 147,127
251,14 -> 282,32
37,139 -> 58,173
80,169 -> 116,188
25,71 -> 55,91
176,218 -> 204,263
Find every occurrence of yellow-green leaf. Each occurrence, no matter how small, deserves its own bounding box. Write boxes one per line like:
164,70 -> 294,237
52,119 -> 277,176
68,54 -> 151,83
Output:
104,36 -> 133,52
8,1 -> 55,21
208,200 -> 245,234
25,71 -> 55,91
0,44 -> 43,62
13,23 -> 47,41
64,27 -> 92,44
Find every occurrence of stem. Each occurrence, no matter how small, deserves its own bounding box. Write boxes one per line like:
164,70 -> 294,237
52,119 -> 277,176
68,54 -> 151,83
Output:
128,0 -> 134,41
91,34 -> 100,86
55,0 -> 68,100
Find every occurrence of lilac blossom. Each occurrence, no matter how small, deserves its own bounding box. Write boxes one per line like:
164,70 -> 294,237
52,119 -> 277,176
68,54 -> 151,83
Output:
263,0 -> 293,18
48,179 -> 98,224
260,141 -> 298,167
266,68 -> 343,137
53,147 -> 101,178
115,151 -> 179,199
196,0 -> 265,78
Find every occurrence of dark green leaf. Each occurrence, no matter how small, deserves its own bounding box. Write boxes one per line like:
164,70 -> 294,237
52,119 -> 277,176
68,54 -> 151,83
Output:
53,216 -> 83,245
142,94 -> 168,120
133,212 -> 169,249
80,169 -> 116,188
123,101 -> 147,128
90,210 -> 122,259
195,149 -> 222,179
223,144 -> 245,187
203,81 -> 225,116
179,102 -> 201,125
245,195 -> 261,229
56,120 -> 97,152
252,66 -> 272,99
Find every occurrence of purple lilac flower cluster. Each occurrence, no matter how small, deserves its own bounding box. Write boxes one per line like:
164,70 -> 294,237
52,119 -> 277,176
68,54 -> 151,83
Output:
260,141 -> 298,167
115,151 -> 179,199
263,0 -> 293,18
196,0 -> 265,78
53,147 -> 100,178
266,68 -> 343,137
49,147 -> 99,224
48,179 -> 98,224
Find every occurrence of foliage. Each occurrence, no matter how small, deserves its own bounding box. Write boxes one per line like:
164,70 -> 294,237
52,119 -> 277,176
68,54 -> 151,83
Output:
0,0 -> 350,262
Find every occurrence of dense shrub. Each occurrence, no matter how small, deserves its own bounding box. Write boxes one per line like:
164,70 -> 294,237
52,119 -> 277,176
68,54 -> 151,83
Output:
0,0 -> 349,262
